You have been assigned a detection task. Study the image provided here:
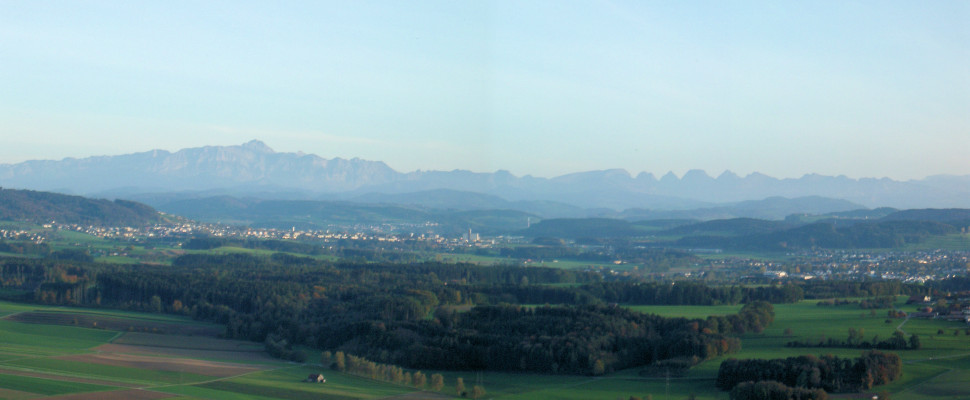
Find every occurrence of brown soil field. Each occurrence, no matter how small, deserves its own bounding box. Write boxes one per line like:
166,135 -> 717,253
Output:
58,353 -> 263,377
0,387 -> 38,400
0,367 -> 139,388
95,343 -> 276,364
5,312 -> 222,336
42,388 -> 176,400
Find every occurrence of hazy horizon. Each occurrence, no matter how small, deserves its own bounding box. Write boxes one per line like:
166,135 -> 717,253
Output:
1,138 -> 967,182
2,1 -> 968,180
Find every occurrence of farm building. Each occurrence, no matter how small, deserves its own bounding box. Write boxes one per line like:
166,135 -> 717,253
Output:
305,373 -> 326,383
906,295 -> 931,304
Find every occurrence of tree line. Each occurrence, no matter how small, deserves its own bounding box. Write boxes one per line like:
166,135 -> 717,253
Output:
786,330 -> 920,351
716,351 -> 903,393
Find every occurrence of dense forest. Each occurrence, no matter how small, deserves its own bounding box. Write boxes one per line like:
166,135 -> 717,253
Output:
730,381 -> 828,400
0,254 -> 779,374
716,351 -> 903,393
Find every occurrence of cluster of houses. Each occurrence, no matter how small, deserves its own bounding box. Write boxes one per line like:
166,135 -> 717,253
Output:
906,295 -> 970,323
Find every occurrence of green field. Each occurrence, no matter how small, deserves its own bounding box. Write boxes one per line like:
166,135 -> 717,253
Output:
626,304 -> 743,318
0,373 -> 119,396
899,234 -> 970,251
2,298 -> 970,399
0,319 -> 118,356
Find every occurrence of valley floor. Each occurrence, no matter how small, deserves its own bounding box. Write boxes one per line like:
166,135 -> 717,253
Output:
1,298 -> 969,399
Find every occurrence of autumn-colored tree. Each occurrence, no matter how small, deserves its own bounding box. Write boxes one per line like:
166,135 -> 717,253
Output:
430,373 -> 444,391
412,371 -> 427,388
472,385 -> 486,399
334,351 -> 346,371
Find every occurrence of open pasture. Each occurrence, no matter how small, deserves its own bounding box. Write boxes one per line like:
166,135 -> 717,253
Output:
157,366 -> 418,400
625,303 -> 743,318
640,297 -> 970,400
0,319 -> 117,356
7,310 -> 223,336
0,300 -> 40,317
103,332 -> 274,364
4,356 -> 215,385
0,372 -> 121,398
2,296 -> 970,399
40,388 -> 178,400
112,331 -> 263,352
60,352 -> 261,377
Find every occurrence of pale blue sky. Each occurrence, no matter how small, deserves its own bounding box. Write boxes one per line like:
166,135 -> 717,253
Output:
1,1 -> 967,180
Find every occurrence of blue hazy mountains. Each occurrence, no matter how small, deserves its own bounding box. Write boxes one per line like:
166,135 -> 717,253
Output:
1,140 -> 967,212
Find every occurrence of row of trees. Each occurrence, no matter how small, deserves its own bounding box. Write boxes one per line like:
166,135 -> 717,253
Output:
799,281 -> 922,299
716,351 -> 903,393
816,297 -> 895,309
319,351 -> 486,398
730,380 -> 828,400
581,282 -> 803,305
786,330 -> 920,351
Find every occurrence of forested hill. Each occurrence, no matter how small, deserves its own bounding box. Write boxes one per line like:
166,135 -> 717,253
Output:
0,188 -> 162,226
880,208 -> 970,224
676,219 -> 961,251
521,210 -> 970,251
155,196 -> 537,235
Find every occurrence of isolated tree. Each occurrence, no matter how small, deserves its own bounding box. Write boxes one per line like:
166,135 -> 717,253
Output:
472,385 -> 486,399
430,373 -> 444,391
456,377 -> 465,396
334,351 -> 346,371
593,359 -> 606,375
413,371 -> 427,388
149,295 -> 162,313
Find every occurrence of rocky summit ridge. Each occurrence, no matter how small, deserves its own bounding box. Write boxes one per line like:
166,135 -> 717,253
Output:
0,140 -> 967,210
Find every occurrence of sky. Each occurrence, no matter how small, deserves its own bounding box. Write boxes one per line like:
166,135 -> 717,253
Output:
1,1 -> 968,180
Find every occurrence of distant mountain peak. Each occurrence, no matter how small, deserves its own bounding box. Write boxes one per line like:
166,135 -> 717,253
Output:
717,170 -> 740,180
241,140 -> 274,153
660,171 -> 679,182
682,169 -> 713,181
635,171 -> 657,181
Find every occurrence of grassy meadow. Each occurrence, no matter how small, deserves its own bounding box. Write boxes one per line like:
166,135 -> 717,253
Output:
1,297 -> 970,399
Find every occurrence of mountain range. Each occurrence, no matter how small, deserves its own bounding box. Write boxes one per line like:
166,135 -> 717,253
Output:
1,140 -> 968,213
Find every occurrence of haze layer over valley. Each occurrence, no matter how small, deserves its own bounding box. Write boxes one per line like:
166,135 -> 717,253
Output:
1,141 -> 967,215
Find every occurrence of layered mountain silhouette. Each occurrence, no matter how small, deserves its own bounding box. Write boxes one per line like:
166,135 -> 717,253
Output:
1,140 -> 967,212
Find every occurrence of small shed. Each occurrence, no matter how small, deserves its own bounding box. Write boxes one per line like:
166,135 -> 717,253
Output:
305,373 -> 326,383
